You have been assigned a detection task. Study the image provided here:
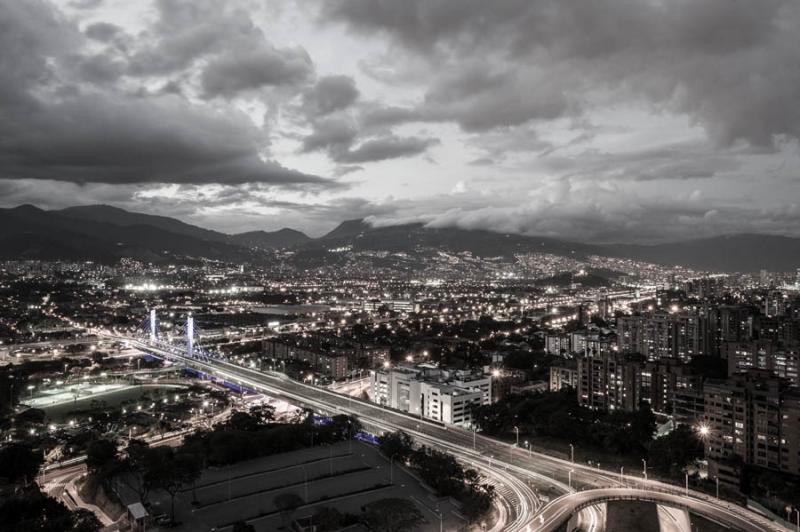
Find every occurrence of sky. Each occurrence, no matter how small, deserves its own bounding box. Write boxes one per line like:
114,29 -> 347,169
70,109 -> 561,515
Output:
1,0 -> 799,243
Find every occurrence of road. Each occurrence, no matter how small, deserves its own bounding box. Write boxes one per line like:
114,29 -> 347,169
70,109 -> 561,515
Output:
123,337 -> 547,531
118,336 -> 789,532
536,488 -> 775,532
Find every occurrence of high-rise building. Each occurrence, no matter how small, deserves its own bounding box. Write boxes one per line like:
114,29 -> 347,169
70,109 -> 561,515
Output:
703,370 -> 800,485
722,340 -> 800,387
617,311 -> 711,361
716,305 -> 754,343
576,352 -> 640,412
764,290 -> 786,318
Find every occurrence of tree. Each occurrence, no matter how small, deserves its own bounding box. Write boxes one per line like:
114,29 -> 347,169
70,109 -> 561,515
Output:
312,507 -> 345,531
231,520 -> 255,532
144,448 -> 201,524
0,443 -> 43,484
362,498 -> 425,532
118,439 -> 152,505
648,424 -> 704,478
86,438 -> 118,475
0,485 -> 74,532
631,402 -> 657,445
378,430 -> 413,461
409,446 -> 465,496
274,491 -> 304,525
71,509 -> 102,532
227,411 -> 263,432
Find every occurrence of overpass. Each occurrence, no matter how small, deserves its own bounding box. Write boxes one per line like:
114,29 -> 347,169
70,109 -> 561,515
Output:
101,313 -> 790,532
536,487 -> 784,532
119,335 -> 542,532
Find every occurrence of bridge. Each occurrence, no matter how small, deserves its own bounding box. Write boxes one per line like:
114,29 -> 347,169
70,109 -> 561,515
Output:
536,487 -> 784,532
102,311 -> 790,532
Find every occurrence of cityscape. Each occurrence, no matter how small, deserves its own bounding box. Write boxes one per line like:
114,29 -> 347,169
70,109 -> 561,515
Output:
2,2 -> 800,532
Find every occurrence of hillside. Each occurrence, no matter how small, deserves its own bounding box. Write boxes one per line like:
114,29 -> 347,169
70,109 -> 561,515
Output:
3,205 -> 800,272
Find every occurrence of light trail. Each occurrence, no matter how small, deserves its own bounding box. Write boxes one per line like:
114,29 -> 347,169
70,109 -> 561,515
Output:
111,334 -> 791,532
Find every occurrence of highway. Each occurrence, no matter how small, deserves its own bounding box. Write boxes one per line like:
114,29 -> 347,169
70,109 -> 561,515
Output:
121,337 -> 550,531
536,488 -> 778,532
117,335 -> 789,532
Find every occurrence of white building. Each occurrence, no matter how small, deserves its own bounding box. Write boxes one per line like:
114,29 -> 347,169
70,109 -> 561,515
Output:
369,364 -> 492,427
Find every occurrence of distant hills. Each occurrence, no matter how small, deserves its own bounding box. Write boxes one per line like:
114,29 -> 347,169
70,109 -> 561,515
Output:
317,220 -> 598,257
1,204 -> 799,272
0,205 -> 256,263
605,234 -> 800,273
228,228 -> 311,249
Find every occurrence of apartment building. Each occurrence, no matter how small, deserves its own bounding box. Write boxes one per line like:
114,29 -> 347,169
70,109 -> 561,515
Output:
703,370 -> 800,485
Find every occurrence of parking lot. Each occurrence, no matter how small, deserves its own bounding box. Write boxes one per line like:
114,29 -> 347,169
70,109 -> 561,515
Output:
147,440 -> 465,531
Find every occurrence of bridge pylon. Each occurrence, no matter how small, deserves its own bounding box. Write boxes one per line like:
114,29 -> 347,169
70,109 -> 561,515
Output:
187,314 -> 194,358
149,309 -> 157,342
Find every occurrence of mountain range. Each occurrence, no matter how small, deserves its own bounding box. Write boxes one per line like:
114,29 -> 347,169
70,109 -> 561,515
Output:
1,204 -> 799,273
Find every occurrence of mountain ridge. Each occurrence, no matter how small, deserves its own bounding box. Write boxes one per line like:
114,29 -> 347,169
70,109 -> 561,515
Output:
2,205 -> 799,272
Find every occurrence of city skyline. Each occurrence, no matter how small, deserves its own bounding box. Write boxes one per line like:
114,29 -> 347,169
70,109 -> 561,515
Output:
1,0 -> 800,242
2,3 -> 800,532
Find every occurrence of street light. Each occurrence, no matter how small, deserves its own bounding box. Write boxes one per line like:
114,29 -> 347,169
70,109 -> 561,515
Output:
389,452 -> 399,484
695,423 -> 711,439
569,443 -> 574,463
568,469 -> 574,490
715,476 -> 719,500
513,426 -> 519,448
642,459 -> 647,481
525,440 -> 531,458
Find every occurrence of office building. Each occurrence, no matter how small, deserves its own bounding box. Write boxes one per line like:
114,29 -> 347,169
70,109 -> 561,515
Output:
369,364 -> 492,427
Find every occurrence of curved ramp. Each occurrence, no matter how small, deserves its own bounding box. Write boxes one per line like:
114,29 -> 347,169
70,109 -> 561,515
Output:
533,487 -> 789,532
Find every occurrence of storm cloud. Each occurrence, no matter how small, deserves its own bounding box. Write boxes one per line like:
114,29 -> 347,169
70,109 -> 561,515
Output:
0,0 -> 336,189
323,0 -> 800,146
0,0 -> 799,241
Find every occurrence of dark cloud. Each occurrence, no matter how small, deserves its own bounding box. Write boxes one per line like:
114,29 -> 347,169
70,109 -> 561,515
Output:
300,115 -> 439,163
333,165 -> 363,177
127,0 -> 277,77
302,75 -> 359,116
0,93 -> 334,186
363,186 -> 800,244
0,0 -> 337,189
73,54 -> 126,84
84,22 -> 122,42
201,46 -> 313,98
337,135 -> 440,163
359,105 -> 421,129
301,117 -> 359,153
69,0 -> 103,9
548,143 -> 746,182
323,0 -> 800,146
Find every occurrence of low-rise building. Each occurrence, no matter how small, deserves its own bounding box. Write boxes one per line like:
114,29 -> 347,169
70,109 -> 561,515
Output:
369,364 -> 492,427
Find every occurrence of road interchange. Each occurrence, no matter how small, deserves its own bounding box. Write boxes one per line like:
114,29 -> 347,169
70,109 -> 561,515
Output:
117,335 -> 789,532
